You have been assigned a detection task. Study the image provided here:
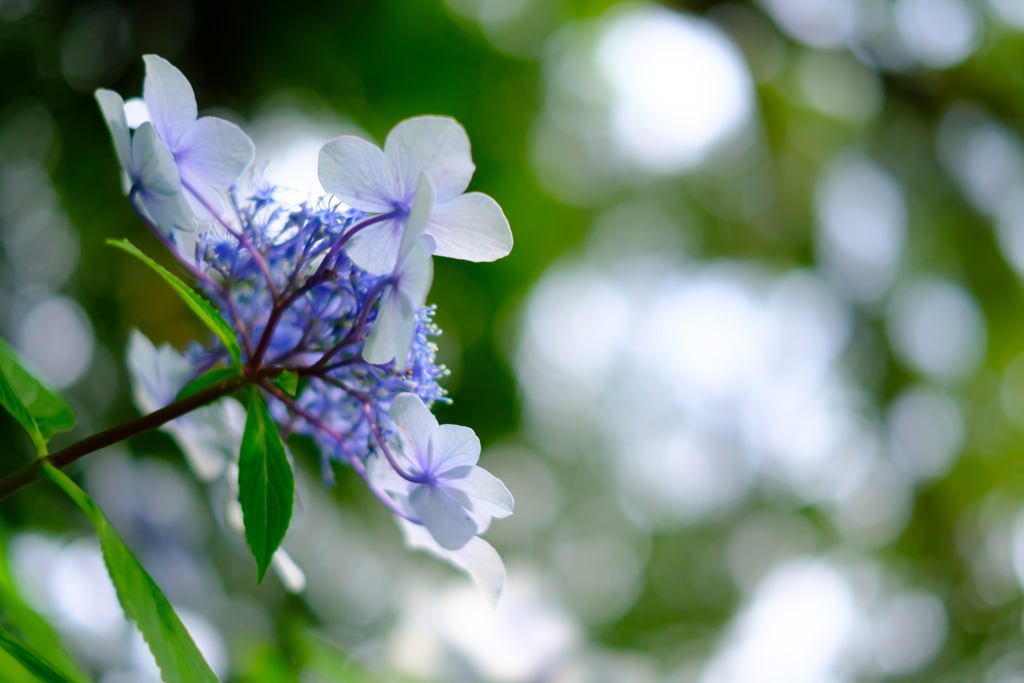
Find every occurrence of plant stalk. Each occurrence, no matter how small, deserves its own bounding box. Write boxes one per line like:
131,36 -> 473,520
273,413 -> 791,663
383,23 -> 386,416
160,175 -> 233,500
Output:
0,372 -> 254,503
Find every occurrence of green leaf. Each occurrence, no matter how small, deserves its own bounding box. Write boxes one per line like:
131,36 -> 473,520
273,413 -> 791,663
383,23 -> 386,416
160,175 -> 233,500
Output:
0,626 -> 79,683
108,238 -> 242,369
0,525 -> 90,683
273,370 -> 298,397
0,366 -> 46,456
44,465 -> 220,683
176,367 -> 242,401
238,389 -> 294,584
0,339 -> 75,444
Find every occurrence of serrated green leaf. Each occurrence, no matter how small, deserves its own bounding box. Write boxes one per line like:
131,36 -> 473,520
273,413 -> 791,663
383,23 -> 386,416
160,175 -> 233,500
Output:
273,370 -> 298,397
108,238 -> 242,369
44,465 -> 220,683
176,367 -> 242,401
0,366 -> 46,456
0,626 -> 79,683
238,389 -> 294,584
0,339 -> 75,444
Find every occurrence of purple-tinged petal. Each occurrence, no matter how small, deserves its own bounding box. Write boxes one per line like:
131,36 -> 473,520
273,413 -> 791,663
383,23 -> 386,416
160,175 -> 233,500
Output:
346,216 -> 404,276
131,122 -> 181,195
95,89 -> 132,180
439,465 -> 513,519
178,167 -> 229,223
384,116 -> 475,204
362,287 -> 409,365
385,114 -> 477,204
176,116 -> 255,186
363,235 -> 434,366
142,54 -> 197,150
388,393 -> 439,468
125,328 -> 191,412
366,451 -> 415,496
398,172 -> 435,260
399,519 -> 506,607
426,192 -> 512,262
397,236 -> 434,312
318,134 -> 397,213
140,187 -> 196,235
408,483 -> 478,550
427,425 -> 480,472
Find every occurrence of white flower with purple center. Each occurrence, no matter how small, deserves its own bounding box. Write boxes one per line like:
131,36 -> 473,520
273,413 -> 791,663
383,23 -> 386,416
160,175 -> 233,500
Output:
317,115 -> 513,276
370,393 -> 513,552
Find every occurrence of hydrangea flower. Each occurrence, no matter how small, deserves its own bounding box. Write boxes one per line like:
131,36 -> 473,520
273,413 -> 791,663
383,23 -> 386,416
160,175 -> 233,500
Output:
141,55 -> 255,218
318,115 -> 513,275
104,55 -> 515,603
369,393 -> 513,551
362,172 -> 436,365
95,89 -> 194,235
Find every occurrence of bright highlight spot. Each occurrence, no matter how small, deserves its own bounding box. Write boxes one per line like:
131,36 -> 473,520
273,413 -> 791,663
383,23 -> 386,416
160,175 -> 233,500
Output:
895,0 -> 980,68
17,295 -> 94,388
595,5 -> 754,173
757,0 -> 857,48
815,155 -> 906,302
887,277 -> 986,383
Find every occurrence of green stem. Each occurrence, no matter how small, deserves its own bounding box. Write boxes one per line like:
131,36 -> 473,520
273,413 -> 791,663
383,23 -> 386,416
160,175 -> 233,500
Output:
0,372 -> 257,503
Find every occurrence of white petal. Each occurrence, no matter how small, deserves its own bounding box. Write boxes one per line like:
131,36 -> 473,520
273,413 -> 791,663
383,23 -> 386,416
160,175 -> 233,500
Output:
362,287 -> 412,365
125,328 -> 191,413
170,215 -> 203,264
346,216 -> 404,276
164,397 -> 243,481
426,192 -> 512,262
388,393 -> 438,467
427,424 -> 480,471
384,116 -> 475,204
399,519 -> 506,607
142,54 -> 197,149
398,172 -> 435,260
271,549 -> 307,594
176,116 -> 255,186
396,236 -> 434,312
131,122 -> 181,195
408,483 -> 478,550
366,451 -> 415,495
95,89 -> 132,176
318,135 -> 397,213
140,185 -> 196,235
440,465 -> 513,519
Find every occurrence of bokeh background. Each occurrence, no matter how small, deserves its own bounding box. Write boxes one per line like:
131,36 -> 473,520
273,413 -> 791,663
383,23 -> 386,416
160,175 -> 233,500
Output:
1,0 -> 1023,680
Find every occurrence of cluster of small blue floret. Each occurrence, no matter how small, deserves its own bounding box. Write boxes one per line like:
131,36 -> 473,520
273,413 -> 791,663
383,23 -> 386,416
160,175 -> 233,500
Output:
185,179 -> 449,476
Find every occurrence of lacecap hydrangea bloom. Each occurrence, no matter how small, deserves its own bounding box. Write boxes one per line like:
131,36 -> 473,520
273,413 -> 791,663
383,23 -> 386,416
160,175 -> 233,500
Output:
96,55 -> 514,603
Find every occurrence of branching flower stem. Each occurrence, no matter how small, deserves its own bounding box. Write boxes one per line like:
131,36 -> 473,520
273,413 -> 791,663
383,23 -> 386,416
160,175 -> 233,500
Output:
308,211 -> 398,283
311,276 -> 396,371
181,179 -> 280,301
